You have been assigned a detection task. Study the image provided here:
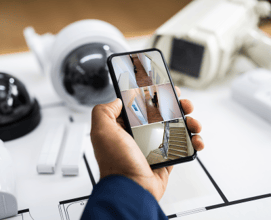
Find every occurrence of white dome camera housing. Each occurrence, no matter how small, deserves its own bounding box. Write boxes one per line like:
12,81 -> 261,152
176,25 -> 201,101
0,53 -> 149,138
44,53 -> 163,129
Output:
24,20 -> 130,111
0,140 -> 18,219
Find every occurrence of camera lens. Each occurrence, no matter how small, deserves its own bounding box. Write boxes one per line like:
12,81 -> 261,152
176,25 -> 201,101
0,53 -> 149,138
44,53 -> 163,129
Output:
0,73 -> 33,125
170,38 -> 205,78
61,43 -> 116,106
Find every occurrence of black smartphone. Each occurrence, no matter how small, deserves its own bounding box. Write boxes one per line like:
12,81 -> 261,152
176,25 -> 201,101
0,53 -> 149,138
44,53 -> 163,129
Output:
107,48 -> 196,169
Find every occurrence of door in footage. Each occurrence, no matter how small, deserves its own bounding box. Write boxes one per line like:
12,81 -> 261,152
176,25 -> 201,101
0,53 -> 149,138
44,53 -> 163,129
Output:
111,50 -> 194,165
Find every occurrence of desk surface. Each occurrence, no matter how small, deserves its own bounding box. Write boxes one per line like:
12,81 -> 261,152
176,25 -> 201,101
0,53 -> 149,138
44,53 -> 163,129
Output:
1,37 -> 271,220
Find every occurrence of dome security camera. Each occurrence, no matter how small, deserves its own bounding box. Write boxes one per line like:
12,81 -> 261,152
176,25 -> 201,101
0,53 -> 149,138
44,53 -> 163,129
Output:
24,20 -> 130,111
147,0 -> 271,89
0,72 -> 41,142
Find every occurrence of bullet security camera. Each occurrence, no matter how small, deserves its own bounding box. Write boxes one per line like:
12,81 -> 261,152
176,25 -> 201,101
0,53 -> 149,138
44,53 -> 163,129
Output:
147,0 -> 271,88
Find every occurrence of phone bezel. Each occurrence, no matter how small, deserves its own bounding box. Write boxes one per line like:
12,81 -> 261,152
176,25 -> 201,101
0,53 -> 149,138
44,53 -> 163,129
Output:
107,48 -> 197,169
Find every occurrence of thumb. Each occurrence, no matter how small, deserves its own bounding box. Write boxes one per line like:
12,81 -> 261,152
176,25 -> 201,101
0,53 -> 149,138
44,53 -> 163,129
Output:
104,98 -> 123,120
92,98 -> 123,126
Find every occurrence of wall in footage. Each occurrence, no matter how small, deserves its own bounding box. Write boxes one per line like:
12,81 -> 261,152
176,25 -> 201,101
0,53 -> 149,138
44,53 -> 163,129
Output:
118,71 -> 130,91
157,83 -> 182,121
148,85 -> 157,99
145,51 -> 169,84
132,122 -> 164,157
138,53 -> 152,76
136,89 -> 148,120
121,88 -> 148,127
112,55 -> 138,89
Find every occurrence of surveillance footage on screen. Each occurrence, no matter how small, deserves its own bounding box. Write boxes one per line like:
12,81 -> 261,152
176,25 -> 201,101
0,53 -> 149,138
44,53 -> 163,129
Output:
111,51 -> 194,165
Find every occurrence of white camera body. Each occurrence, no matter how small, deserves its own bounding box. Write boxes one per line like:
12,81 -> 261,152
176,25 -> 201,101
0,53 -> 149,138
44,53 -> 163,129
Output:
147,0 -> 271,88
0,140 -> 18,219
24,20 -> 130,111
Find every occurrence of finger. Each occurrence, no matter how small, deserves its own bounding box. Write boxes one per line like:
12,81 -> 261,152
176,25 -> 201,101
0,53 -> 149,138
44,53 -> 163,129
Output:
153,165 -> 173,182
174,86 -> 194,115
165,165 -> 173,175
103,98 -> 123,120
92,98 -> 122,124
175,86 -> 181,97
180,99 -> 194,115
153,167 -> 170,187
186,116 -> 202,133
191,135 -> 204,151
116,116 -> 126,129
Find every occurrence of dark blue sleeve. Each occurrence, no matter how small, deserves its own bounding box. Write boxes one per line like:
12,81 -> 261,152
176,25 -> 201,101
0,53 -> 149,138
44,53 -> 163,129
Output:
81,175 -> 167,220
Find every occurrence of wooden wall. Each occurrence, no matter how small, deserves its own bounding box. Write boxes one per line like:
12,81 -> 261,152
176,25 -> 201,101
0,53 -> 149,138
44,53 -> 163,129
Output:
0,0 -> 192,54
1,0 -> 270,54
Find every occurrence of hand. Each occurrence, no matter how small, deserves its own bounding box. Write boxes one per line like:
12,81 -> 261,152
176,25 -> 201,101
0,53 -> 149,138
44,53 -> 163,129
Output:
91,87 -> 204,201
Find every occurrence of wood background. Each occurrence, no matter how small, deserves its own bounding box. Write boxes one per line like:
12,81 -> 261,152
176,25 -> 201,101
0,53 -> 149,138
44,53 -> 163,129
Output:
0,0 -> 270,54
0,0 -> 192,54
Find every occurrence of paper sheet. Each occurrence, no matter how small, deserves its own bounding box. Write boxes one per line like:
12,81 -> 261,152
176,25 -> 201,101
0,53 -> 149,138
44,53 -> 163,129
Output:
1,37 -> 271,220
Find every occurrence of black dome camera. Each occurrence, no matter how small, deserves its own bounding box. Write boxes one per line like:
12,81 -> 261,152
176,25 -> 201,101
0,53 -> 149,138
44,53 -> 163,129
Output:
0,73 -> 41,141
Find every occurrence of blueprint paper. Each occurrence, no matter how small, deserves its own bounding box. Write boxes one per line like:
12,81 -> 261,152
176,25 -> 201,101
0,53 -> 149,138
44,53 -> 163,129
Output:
179,197 -> 271,220
159,160 -> 224,215
180,85 -> 271,202
1,36 -> 271,220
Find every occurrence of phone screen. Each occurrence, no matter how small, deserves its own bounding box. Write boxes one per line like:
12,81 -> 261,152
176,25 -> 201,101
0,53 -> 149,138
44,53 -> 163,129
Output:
109,50 -> 195,167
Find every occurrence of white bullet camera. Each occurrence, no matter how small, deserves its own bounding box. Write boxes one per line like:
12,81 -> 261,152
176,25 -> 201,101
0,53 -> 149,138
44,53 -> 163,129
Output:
24,20 -> 130,111
0,140 -> 18,219
147,0 -> 271,88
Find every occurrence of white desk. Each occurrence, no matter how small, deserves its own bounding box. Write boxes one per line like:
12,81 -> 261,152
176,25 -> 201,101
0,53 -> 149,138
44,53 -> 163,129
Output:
1,37 -> 271,220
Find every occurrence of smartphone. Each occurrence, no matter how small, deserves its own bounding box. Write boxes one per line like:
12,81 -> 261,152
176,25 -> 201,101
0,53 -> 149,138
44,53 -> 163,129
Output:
107,48 -> 196,169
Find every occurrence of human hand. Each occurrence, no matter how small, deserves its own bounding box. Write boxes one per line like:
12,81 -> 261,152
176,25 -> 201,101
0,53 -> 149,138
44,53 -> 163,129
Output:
91,87 -> 204,201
